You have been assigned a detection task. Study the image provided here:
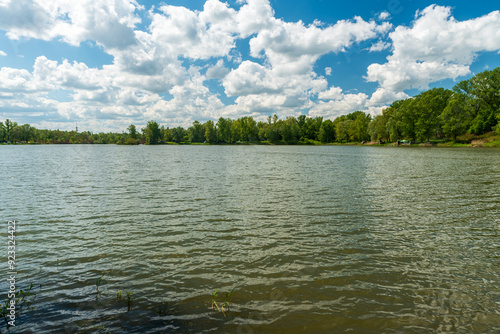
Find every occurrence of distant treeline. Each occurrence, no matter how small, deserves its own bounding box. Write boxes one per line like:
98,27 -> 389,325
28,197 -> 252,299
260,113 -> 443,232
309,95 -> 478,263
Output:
1,68 -> 499,145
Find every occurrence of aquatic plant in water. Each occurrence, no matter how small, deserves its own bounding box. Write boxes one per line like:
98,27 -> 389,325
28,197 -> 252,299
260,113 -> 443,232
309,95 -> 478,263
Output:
1,282 -> 39,328
95,274 -> 105,300
126,291 -> 132,311
211,286 -> 236,317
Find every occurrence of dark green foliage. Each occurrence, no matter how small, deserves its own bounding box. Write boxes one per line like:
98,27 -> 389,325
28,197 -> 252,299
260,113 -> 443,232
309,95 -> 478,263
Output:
453,68 -> 500,134
266,114 -> 280,143
172,126 -> 186,143
441,94 -> 473,141
4,119 -> 16,142
127,124 -> 137,139
369,111 -> 390,142
216,117 -> 232,143
204,120 -> 217,143
318,119 -> 335,143
143,120 -> 161,144
161,126 -> 172,142
334,117 -> 351,143
373,68 -> 499,142
280,116 -> 300,143
304,116 -> 323,140
189,121 -> 205,143
233,116 -> 259,142
333,111 -> 371,143
413,88 -> 453,141
349,112 -> 371,142
497,113 -> 500,135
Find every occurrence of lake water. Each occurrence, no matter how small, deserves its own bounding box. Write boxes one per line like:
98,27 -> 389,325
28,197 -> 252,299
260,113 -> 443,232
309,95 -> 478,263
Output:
1,145 -> 499,333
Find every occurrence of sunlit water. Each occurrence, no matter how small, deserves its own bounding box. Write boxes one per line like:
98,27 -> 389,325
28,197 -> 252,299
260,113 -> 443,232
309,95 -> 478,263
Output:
1,145 -> 499,333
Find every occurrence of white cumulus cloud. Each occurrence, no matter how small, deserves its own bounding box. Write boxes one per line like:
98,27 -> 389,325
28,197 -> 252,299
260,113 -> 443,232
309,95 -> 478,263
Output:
366,5 -> 500,92
367,40 -> 391,52
1,1 -> 498,130
0,0 -> 141,49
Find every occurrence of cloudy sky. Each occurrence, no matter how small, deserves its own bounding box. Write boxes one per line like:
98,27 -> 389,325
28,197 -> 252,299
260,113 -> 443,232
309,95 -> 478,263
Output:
0,0 -> 499,132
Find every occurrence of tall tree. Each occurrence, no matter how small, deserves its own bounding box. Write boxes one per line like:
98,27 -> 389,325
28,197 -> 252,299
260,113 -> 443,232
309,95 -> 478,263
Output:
414,88 -> 452,141
454,68 -> 500,134
318,119 -> 335,143
239,116 -> 259,142
441,94 -> 473,141
204,120 -> 217,143
216,117 -> 231,143
143,120 -> 161,144
189,121 -> 205,143
265,114 -> 280,142
305,116 -> 323,140
172,126 -> 186,143
280,116 -> 299,143
0,122 -> 5,142
369,112 -> 390,142
4,119 -> 16,142
162,127 -> 173,142
127,124 -> 138,139
297,114 -> 307,140
348,112 -> 371,142
335,117 -> 351,143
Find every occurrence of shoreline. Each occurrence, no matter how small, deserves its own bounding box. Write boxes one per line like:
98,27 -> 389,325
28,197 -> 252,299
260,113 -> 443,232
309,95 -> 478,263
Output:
2,140 -> 500,148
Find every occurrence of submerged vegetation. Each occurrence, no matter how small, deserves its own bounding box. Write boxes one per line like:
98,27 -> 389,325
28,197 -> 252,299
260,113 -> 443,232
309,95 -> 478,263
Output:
211,286 -> 236,318
1,68 -> 499,147
1,282 -> 39,328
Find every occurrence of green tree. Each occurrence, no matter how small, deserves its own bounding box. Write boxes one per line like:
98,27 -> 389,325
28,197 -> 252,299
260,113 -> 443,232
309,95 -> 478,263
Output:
127,124 -> 138,139
384,106 -> 402,142
368,111 -> 390,142
318,119 -> 335,143
266,114 -> 280,142
413,88 -> 452,141
10,123 -> 34,142
230,119 -> 243,142
162,127 -> 173,142
335,117 -> 352,143
280,116 -> 300,143
384,99 -> 416,141
441,94 -> 473,141
143,120 -> 161,144
454,68 -> 500,134
297,114 -> 307,140
172,126 -> 186,143
4,119 -> 16,142
399,99 -> 417,141
348,112 -> 371,142
0,122 -> 5,142
497,113 -> 500,135
216,117 -> 232,143
204,120 -> 217,143
189,121 -> 205,143
257,121 -> 268,141
239,116 -> 258,142
304,116 -> 323,140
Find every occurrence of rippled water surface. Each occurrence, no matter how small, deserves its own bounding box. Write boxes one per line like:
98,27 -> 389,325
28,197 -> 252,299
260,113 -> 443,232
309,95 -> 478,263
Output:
1,145 -> 500,333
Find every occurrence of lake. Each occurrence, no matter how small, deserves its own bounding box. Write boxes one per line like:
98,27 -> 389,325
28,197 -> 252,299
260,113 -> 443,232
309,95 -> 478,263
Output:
1,145 -> 499,333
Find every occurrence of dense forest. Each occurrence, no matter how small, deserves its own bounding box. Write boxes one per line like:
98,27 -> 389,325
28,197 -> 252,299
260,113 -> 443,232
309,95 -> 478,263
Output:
1,68 -> 499,146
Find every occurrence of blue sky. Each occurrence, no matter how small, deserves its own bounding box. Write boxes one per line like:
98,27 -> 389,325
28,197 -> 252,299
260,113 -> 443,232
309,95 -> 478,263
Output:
0,0 -> 499,132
